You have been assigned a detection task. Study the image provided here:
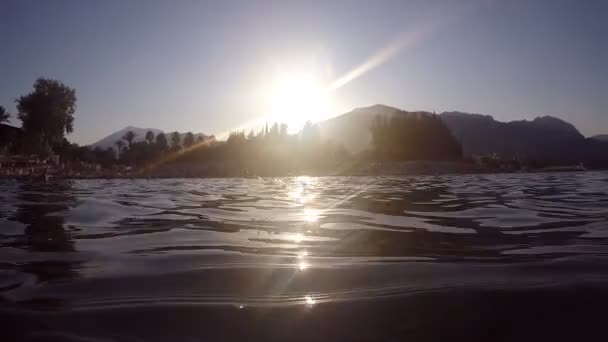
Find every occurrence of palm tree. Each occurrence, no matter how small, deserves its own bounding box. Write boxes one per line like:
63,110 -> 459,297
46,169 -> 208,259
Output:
171,131 -> 181,150
0,106 -> 10,124
155,132 -> 168,150
280,123 -> 288,137
145,130 -> 155,144
123,130 -> 136,148
115,140 -> 125,156
183,132 -> 195,148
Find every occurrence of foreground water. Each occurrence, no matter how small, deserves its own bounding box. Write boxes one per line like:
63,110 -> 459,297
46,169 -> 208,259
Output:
1,172 -> 608,341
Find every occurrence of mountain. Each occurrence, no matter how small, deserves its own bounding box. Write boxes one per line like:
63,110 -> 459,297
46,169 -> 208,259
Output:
90,126 -> 212,151
90,126 -> 164,150
440,112 -> 608,166
439,112 -> 585,159
317,104 -> 423,153
317,105 -> 608,166
591,134 -> 608,142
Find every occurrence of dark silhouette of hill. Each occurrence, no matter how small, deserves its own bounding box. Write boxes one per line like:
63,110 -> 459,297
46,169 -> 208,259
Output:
591,134 -> 608,142
440,112 -> 584,156
440,112 -> 607,166
318,105 -> 608,167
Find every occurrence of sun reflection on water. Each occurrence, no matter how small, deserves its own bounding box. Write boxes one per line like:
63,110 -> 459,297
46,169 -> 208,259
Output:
296,175 -> 315,185
288,189 -> 316,205
302,208 -> 320,223
304,295 -> 316,306
292,233 -> 305,243
297,260 -> 309,271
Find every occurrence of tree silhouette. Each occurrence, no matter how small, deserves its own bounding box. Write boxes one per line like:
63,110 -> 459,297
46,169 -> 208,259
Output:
16,78 -> 76,154
115,140 -> 125,156
184,132 -> 195,148
0,106 -> 10,124
270,123 -> 279,137
145,130 -> 155,144
370,112 -> 462,161
301,121 -> 320,144
171,131 -> 181,150
123,130 -> 136,148
160,121 -> 352,177
155,132 -> 168,150
280,123 -> 288,137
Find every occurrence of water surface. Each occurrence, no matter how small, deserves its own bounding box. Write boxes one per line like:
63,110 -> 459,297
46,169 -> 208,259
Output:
2,173 -> 608,341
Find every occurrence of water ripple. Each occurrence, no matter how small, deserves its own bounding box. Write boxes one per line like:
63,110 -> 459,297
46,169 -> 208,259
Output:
1,172 -> 608,309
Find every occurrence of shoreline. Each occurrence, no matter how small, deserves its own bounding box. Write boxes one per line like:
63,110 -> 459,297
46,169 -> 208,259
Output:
0,161 -> 599,181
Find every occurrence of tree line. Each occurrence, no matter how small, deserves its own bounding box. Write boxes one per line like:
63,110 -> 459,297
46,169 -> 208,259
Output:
155,121 -> 351,177
370,112 -> 462,161
112,130 -> 206,166
1,77 -> 463,177
0,78 -> 211,170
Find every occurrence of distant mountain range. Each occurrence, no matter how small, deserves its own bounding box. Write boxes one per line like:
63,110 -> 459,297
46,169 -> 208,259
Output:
439,111 -> 585,157
90,126 -> 211,151
89,106 -> 606,166
318,104 -> 608,166
591,134 -> 608,142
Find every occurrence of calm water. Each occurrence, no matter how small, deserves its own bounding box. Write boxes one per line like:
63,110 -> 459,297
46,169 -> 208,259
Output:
2,172 -> 608,341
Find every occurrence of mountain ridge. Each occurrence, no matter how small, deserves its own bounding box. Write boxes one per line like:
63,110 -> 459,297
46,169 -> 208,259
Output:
317,105 -> 607,166
87,105 -> 606,166
591,134 -> 608,142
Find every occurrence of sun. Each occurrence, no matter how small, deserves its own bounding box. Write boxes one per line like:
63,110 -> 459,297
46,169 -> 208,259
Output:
265,70 -> 334,132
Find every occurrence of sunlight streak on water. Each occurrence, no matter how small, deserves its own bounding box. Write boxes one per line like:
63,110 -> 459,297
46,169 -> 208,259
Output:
304,295 -> 316,306
302,208 -> 320,223
292,233 -> 305,243
288,176 -> 319,205
297,261 -> 309,271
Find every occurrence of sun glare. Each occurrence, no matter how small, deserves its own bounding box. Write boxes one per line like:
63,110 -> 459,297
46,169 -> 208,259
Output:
266,71 -> 334,132
297,260 -> 309,271
304,294 -> 316,306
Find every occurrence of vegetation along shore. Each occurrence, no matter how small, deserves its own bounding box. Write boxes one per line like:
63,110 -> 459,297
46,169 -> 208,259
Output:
1,78 -> 606,179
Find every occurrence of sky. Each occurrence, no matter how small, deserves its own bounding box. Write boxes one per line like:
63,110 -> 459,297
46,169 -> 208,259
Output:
1,0 -> 606,144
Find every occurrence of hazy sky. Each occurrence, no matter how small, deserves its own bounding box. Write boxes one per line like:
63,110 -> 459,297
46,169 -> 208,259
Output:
1,0 -> 606,144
